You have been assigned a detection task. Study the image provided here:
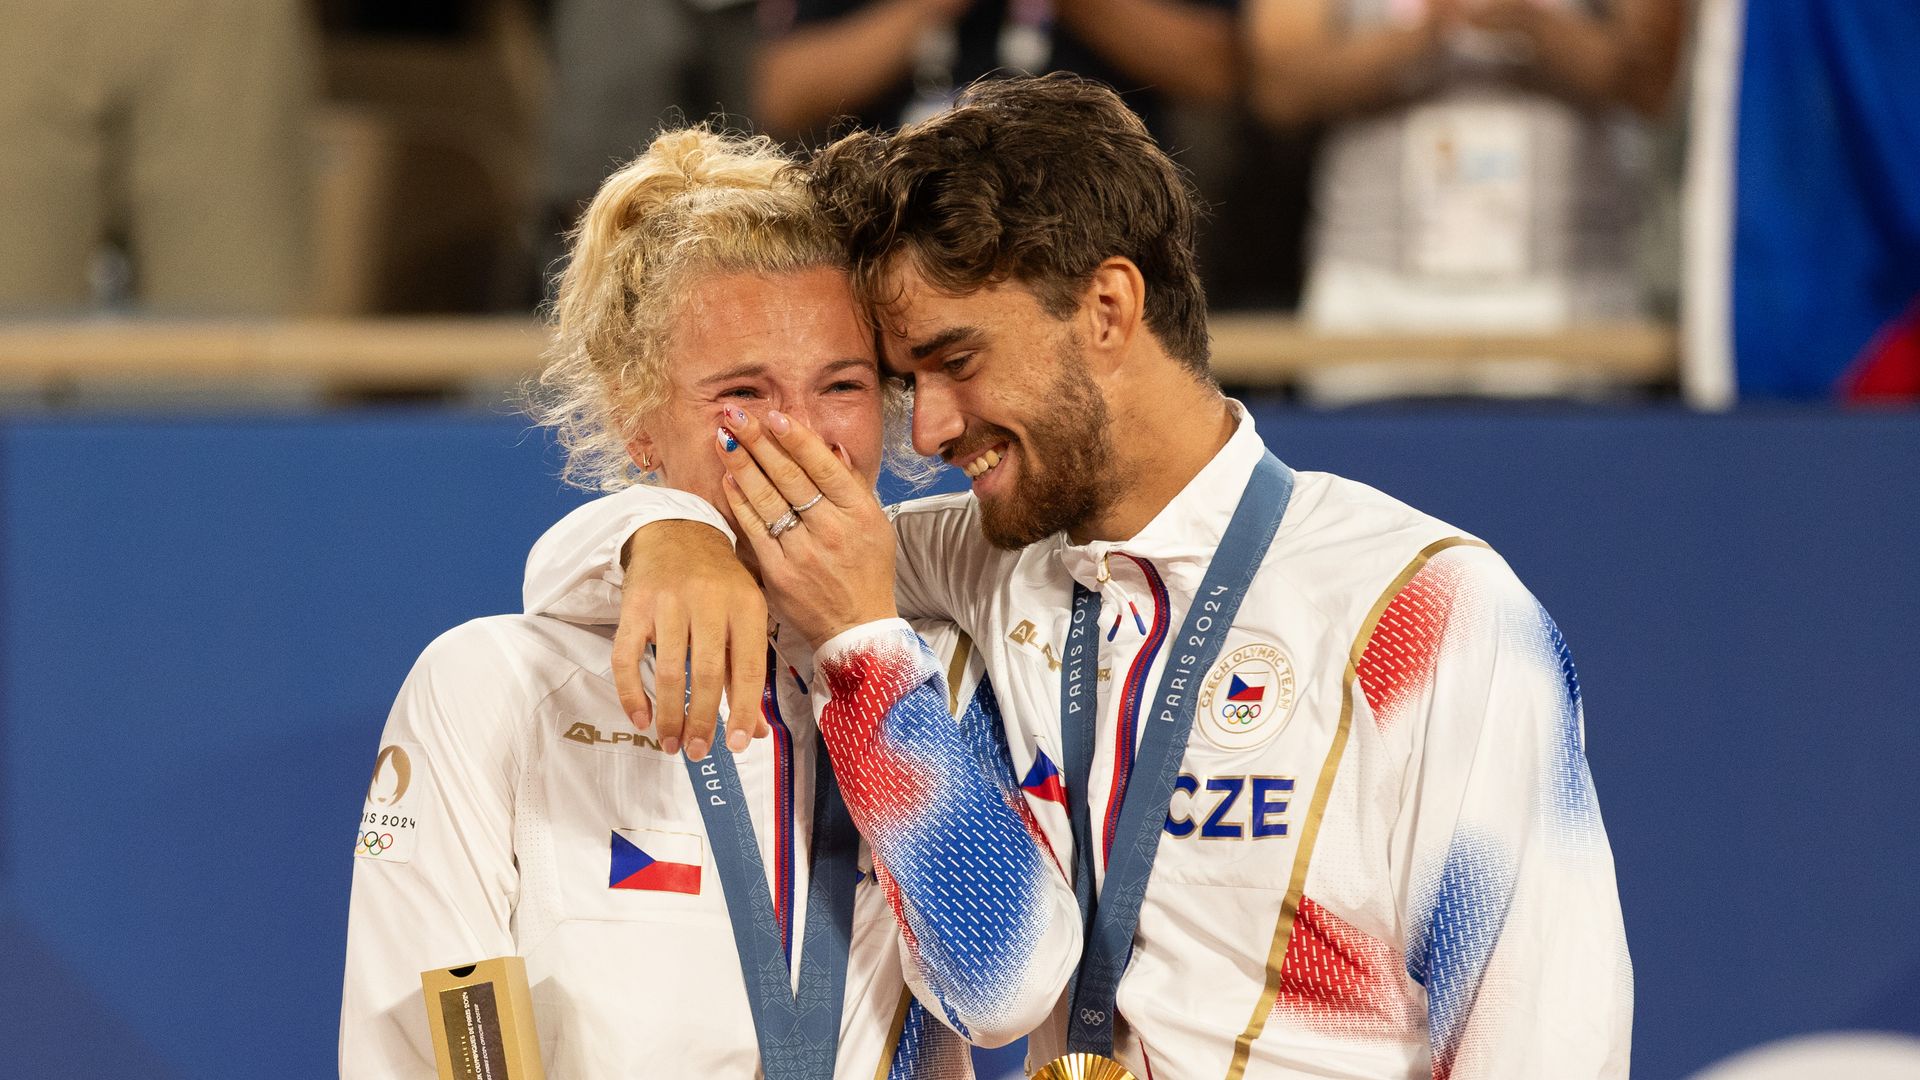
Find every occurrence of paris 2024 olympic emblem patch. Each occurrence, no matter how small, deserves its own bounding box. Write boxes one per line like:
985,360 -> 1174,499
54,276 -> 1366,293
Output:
356,741 -> 425,864
1196,643 -> 1297,751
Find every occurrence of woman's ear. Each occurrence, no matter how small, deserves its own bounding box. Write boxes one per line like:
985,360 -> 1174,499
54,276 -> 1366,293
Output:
627,432 -> 658,475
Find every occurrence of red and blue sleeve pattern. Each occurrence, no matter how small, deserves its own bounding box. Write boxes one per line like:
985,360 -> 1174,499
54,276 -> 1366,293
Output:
1372,548 -> 1632,1079
815,619 -> 1076,1046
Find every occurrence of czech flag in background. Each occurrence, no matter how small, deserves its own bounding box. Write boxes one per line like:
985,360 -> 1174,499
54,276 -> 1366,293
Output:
1021,749 -> 1068,806
1686,0 -> 1920,404
609,829 -> 703,894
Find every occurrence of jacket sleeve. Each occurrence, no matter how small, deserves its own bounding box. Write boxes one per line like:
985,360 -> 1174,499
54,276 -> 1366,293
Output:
886,498 -> 996,626
813,619 -> 1082,1048
1375,545 -> 1633,1080
522,484 -> 735,622
339,622 -> 532,1078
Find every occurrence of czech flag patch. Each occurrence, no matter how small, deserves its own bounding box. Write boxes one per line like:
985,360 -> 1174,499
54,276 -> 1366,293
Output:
1227,674 -> 1265,702
609,828 -> 703,894
1021,749 -> 1069,806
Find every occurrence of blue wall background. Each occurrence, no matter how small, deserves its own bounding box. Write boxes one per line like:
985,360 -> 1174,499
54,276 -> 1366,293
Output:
1,405 -> 1915,1077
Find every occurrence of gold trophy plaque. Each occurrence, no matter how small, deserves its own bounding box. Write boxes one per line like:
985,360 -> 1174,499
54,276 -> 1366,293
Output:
1030,1053 -> 1138,1080
421,956 -> 546,1080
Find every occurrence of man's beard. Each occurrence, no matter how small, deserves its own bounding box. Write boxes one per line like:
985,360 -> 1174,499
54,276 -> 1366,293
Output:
973,342 -> 1115,550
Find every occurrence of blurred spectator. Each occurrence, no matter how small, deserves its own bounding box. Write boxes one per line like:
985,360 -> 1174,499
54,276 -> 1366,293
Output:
318,0 -> 506,36
543,0 -> 757,244
1247,0 -> 1684,342
755,0 -> 1239,145
1188,112 -> 1320,312
315,0 -> 548,314
0,0 -> 316,316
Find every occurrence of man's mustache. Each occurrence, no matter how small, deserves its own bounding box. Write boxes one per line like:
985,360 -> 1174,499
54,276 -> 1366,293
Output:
941,424 -> 1018,466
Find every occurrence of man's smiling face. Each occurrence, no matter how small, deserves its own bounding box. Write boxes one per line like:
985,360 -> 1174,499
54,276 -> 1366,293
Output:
879,264 -> 1117,550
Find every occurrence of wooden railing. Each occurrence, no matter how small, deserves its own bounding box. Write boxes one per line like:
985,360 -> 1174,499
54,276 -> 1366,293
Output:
0,315 -> 1677,398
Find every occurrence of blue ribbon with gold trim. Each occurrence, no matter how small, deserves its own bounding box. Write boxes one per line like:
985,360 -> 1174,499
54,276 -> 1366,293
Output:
689,719 -> 857,1079
1060,451 -> 1293,1054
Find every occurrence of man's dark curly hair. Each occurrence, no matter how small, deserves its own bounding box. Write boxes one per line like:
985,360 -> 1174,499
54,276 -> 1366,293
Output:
805,73 -> 1213,378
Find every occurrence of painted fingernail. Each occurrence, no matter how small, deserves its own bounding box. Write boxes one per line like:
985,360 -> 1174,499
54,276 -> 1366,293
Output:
766,410 -> 791,435
717,426 -> 739,452
728,728 -> 750,752
724,405 -> 748,426
686,736 -> 710,760
660,735 -> 681,755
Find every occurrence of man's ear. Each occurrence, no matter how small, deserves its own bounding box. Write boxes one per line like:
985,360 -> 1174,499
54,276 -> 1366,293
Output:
1080,257 -> 1147,374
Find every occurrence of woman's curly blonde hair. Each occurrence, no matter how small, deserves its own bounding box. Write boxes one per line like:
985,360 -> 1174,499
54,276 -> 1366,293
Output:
529,125 -> 925,491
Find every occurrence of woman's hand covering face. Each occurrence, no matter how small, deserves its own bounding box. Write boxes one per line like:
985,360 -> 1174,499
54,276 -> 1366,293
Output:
715,404 -> 899,651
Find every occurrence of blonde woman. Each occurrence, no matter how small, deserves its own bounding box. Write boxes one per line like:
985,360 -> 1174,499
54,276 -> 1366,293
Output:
339,127 -> 1076,1078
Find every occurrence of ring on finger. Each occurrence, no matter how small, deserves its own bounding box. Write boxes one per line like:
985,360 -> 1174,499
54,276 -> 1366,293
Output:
765,509 -> 801,538
791,492 -> 825,514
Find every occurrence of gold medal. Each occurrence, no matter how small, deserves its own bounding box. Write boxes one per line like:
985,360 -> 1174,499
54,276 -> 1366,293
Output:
1029,1053 -> 1137,1080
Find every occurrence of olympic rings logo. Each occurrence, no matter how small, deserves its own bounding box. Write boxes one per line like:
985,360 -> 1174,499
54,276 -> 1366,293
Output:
357,831 -> 395,855
1220,703 -> 1264,725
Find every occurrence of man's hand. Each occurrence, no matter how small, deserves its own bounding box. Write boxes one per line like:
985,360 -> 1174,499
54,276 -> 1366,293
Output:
715,406 -> 898,650
614,520 -> 770,760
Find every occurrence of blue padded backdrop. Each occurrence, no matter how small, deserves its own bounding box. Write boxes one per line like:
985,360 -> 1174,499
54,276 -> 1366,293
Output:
1,405 -> 1915,1077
